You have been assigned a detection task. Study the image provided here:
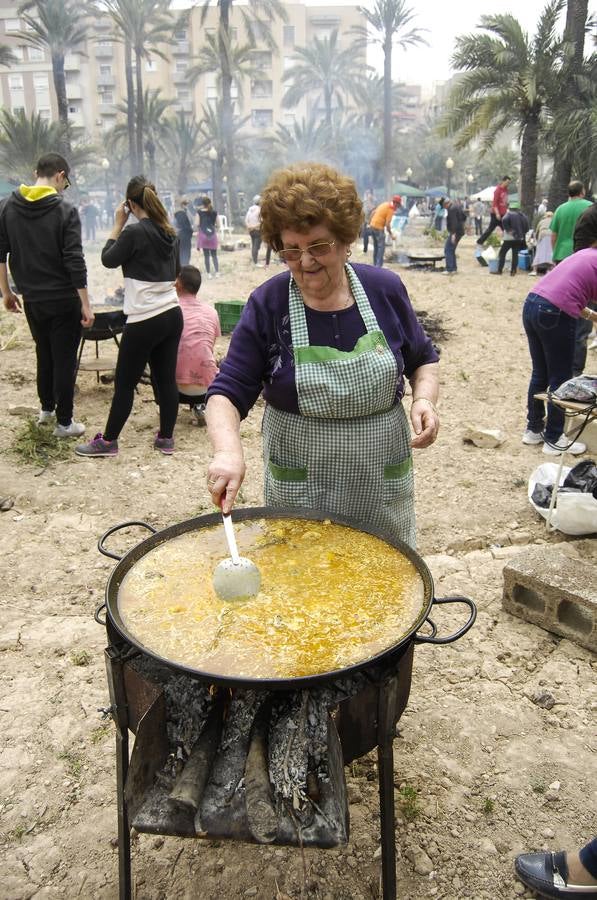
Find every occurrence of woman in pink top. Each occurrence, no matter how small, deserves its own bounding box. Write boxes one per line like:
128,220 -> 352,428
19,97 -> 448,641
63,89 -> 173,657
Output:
522,246 -> 597,454
175,265 -> 220,424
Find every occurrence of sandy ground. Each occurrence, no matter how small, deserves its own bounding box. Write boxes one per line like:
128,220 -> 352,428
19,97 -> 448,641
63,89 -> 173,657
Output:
1,222 -> 596,900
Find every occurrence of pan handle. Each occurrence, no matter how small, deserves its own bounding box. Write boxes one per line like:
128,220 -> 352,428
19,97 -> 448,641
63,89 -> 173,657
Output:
94,602 -> 107,625
98,520 -> 157,560
415,595 -> 477,645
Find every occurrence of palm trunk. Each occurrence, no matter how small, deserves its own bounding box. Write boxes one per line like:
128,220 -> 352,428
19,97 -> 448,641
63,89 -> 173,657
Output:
51,51 -> 71,154
520,113 -> 540,222
135,47 -> 144,174
124,39 -> 136,175
547,0 -> 589,209
219,0 -> 238,224
382,36 -> 393,196
324,85 -> 332,128
146,138 -> 156,184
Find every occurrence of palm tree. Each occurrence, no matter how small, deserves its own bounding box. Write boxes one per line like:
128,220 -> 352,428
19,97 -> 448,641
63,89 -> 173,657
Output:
282,30 -> 366,128
194,0 -> 287,224
187,31 -> 263,111
0,45 -> 17,67
351,0 -> 427,195
274,110 -> 333,162
110,89 -> 172,184
165,111 -> 206,196
101,0 -> 176,174
548,52 -> 597,197
18,0 -> 92,152
440,1 -> 567,219
0,110 -> 93,184
547,0 -> 591,206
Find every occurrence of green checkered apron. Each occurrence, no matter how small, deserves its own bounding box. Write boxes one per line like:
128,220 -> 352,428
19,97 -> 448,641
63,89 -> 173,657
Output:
263,264 -> 415,547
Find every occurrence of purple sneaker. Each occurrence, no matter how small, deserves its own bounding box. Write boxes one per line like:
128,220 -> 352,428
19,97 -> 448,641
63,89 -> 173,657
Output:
75,433 -> 118,458
154,433 -> 174,455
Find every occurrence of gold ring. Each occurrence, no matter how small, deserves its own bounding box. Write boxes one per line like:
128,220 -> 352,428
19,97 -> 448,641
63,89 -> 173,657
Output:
207,478 -> 217,486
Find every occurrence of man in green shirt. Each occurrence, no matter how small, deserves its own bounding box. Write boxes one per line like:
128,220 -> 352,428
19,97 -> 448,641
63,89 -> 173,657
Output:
550,180 -> 592,262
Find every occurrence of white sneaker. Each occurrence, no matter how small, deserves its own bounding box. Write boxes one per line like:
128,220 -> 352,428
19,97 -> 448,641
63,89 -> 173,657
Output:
522,429 -> 543,445
542,435 -> 586,456
38,410 -> 56,425
53,421 -> 86,438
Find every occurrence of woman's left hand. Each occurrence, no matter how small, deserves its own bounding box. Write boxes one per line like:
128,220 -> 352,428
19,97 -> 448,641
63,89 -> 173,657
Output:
410,398 -> 440,449
113,201 -> 130,230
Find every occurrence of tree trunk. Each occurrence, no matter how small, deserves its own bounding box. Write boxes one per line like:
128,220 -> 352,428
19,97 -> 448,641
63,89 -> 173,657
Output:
51,51 -> 71,154
547,0 -> 589,209
382,36 -> 393,197
146,138 -> 156,185
135,47 -> 144,174
520,113 -> 540,222
324,84 -> 332,128
219,0 -> 238,224
124,40 -> 136,175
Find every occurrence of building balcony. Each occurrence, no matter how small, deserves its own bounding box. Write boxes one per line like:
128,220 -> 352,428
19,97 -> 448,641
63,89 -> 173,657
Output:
172,41 -> 189,55
66,83 -> 83,99
173,99 -> 193,113
64,55 -> 80,70
98,103 -> 117,115
173,71 -> 189,83
95,45 -> 114,58
97,74 -> 115,87
68,112 -> 85,128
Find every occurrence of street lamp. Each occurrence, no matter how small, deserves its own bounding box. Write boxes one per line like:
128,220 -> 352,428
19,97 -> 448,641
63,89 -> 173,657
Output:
101,158 -> 111,223
445,157 -> 454,197
208,146 -> 218,206
405,167 -> 413,183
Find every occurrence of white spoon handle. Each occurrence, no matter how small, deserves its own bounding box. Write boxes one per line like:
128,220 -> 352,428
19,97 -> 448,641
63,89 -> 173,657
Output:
222,513 -> 241,565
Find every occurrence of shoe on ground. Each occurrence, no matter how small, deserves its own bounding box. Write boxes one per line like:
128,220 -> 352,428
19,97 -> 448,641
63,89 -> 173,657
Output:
522,429 -> 543,445
514,850 -> 597,899
154,433 -> 174,455
53,420 -> 85,438
441,270 -> 455,276
192,403 -> 207,426
38,409 -> 56,425
214,272 -> 221,278
75,433 -> 118,457
542,434 -> 587,456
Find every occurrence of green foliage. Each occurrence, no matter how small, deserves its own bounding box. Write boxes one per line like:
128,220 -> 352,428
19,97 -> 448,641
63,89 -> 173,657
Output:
70,649 -> 92,667
0,110 -> 93,184
483,797 -> 495,814
57,748 -> 85,779
0,44 -> 17,67
90,724 -> 112,744
397,784 -> 420,821
12,420 -> 72,469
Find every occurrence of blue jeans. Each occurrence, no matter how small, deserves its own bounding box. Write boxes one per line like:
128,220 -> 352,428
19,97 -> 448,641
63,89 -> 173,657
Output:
371,228 -> 386,267
522,293 -> 576,442
444,234 -> 461,272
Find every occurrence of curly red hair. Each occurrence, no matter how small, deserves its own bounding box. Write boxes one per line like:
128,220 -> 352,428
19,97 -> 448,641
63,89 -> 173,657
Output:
260,162 -> 364,251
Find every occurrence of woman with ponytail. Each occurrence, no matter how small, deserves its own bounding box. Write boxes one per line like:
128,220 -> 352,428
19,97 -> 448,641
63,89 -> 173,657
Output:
76,175 -> 183,458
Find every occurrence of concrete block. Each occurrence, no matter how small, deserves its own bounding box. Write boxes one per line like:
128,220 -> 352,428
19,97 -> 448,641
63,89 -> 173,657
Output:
502,546 -> 597,653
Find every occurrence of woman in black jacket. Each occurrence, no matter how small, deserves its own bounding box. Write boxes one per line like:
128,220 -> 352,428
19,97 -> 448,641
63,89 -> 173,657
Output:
76,176 -> 183,458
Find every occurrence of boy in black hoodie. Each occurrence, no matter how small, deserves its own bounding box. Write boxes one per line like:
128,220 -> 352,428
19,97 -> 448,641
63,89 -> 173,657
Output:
0,152 -> 94,437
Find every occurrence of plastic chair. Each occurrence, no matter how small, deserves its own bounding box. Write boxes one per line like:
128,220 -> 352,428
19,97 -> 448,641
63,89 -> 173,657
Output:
218,215 -> 233,239
75,309 -> 126,384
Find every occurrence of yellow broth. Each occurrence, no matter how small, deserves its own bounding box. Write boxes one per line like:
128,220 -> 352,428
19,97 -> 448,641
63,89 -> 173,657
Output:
118,518 -> 426,679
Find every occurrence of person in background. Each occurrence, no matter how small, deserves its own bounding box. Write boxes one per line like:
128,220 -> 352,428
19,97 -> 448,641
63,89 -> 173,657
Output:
537,197 -> 548,216
433,198 -> 444,231
204,162 -> 440,548
82,198 -> 99,242
75,175 -> 182,458
521,243 -> 597,455
497,201 -> 529,276
473,199 -> 484,236
245,195 -> 263,266
515,838 -> 597,899
0,151 -> 93,438
442,197 -> 467,276
196,195 -> 220,278
533,211 -> 555,275
175,264 -> 220,426
571,199 -> 597,374
369,194 -> 400,268
476,175 -> 511,245
550,180 -> 592,264
173,196 -> 193,266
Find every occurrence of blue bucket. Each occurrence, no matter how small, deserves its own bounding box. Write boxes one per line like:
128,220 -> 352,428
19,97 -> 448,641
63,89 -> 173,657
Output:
488,259 -> 500,274
518,250 -> 531,271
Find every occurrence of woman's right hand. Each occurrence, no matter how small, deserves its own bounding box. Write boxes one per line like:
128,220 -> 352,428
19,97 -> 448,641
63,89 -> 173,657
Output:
207,451 -> 246,514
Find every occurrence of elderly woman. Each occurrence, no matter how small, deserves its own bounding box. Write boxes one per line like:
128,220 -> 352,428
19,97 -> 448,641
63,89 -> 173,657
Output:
205,163 -> 439,548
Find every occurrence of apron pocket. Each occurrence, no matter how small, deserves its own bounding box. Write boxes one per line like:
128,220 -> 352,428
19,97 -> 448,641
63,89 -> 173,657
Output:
265,458 -> 309,508
268,460 -> 307,482
383,457 -> 413,503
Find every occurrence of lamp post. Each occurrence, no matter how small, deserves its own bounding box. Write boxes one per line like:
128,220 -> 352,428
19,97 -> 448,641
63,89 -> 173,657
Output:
445,157 -> 454,197
208,146 -> 218,207
467,172 -> 474,195
101,157 -> 111,225
405,167 -> 412,183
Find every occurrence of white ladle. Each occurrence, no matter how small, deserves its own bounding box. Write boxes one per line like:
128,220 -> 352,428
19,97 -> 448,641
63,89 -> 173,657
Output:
212,509 -> 261,601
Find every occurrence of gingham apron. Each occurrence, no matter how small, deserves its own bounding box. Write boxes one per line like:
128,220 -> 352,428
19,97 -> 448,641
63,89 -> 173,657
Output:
262,264 -> 415,548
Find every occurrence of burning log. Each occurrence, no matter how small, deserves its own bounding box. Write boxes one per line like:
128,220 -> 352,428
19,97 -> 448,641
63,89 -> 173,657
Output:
245,704 -> 277,844
170,699 -> 224,812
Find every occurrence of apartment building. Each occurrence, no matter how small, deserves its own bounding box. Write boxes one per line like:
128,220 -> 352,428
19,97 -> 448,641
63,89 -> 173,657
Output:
0,1 -> 367,141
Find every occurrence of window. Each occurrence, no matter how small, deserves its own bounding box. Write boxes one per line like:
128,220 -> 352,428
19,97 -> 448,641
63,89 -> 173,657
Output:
251,50 -> 272,68
251,79 -> 272,99
99,64 -> 112,76
283,56 -> 294,71
12,106 -> 25,115
33,73 -> 49,92
206,86 -> 218,100
68,105 -> 78,114
9,74 -> 24,90
97,40 -> 112,47
176,88 -> 190,102
250,22 -> 267,42
251,109 -> 272,128
204,27 -> 215,38
145,59 -> 157,72
314,27 -> 334,41
283,25 -> 295,47
175,61 -> 187,73
283,112 -> 296,126
5,18 -> 20,32
99,91 -> 113,105
37,107 -> 51,121
12,46 -> 24,61
28,47 -> 44,62
174,28 -> 187,41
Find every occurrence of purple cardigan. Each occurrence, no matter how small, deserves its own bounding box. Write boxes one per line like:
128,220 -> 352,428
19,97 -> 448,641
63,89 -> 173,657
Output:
207,263 -> 439,418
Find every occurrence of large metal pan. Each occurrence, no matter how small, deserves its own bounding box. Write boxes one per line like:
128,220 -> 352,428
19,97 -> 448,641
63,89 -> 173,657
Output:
95,507 -> 476,691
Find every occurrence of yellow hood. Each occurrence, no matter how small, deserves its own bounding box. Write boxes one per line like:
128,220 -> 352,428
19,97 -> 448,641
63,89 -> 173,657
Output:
19,184 -> 58,202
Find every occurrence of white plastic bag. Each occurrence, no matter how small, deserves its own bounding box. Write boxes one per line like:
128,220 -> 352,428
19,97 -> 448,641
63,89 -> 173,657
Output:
528,463 -> 597,535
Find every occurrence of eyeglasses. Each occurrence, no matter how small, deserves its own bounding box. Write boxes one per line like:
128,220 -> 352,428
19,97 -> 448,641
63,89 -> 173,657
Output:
278,241 -> 336,262
61,173 -> 70,190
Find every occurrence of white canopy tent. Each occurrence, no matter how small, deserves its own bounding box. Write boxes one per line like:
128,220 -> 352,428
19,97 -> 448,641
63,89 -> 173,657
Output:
470,186 -> 496,202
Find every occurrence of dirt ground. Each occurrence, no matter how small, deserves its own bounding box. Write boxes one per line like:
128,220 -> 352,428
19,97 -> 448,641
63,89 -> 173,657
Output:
1,222 -> 596,900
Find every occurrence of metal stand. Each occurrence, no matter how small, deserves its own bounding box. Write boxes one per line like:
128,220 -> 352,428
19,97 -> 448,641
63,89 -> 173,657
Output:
105,647 -> 132,900
377,677 -> 399,900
